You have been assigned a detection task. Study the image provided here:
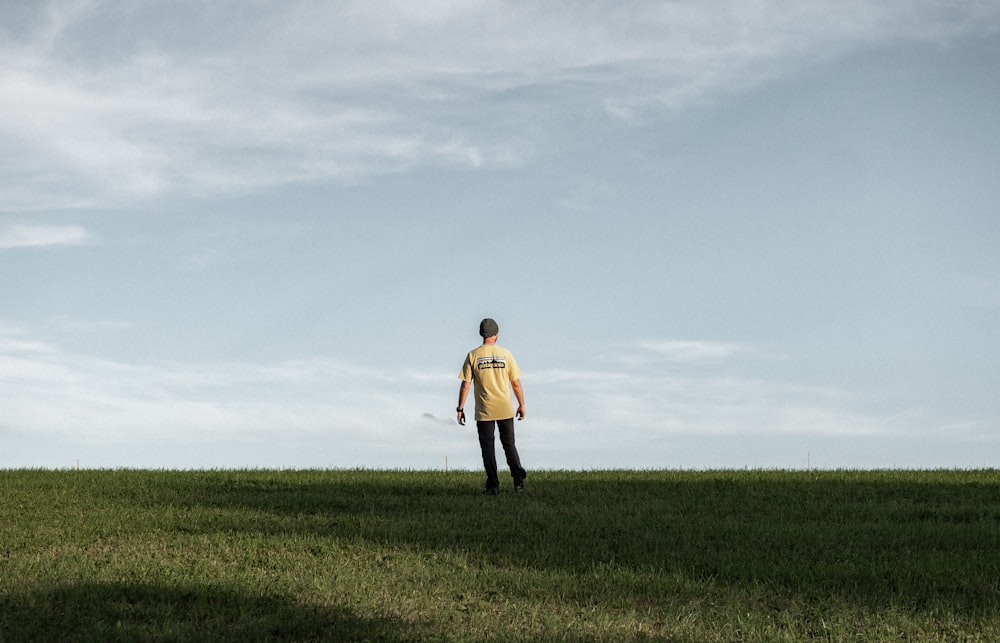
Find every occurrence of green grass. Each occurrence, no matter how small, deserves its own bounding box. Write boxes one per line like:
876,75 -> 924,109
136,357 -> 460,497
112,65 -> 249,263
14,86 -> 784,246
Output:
2,469 -> 999,641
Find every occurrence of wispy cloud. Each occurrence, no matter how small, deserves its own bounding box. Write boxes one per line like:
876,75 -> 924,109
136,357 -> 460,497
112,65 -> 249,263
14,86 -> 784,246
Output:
534,366 -> 902,441
633,340 -> 749,363
2,1 -> 997,210
46,315 -> 135,333
0,325 -> 941,468
0,325 -> 463,467
0,224 -> 93,249
602,339 -> 783,369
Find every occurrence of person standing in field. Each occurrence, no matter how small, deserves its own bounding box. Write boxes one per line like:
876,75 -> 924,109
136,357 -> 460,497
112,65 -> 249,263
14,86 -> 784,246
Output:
457,318 -> 527,495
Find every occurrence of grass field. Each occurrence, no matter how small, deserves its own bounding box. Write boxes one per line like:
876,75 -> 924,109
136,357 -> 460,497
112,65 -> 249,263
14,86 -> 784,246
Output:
1,469 -> 999,641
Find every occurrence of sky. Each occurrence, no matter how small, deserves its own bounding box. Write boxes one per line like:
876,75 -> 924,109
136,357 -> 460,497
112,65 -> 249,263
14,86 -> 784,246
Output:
2,0 -> 999,471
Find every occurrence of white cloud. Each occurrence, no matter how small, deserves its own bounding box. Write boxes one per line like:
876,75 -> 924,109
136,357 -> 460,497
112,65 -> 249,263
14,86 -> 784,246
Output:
47,315 -> 135,333
600,339 -> 788,370
0,327 -> 458,466
0,325 -> 981,468
2,0 -> 997,210
633,340 -> 749,363
0,224 -> 93,249
534,366 -> 903,441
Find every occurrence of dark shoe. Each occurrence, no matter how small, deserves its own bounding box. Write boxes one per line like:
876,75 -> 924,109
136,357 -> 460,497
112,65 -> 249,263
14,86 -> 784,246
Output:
514,483 -> 525,494
485,487 -> 499,496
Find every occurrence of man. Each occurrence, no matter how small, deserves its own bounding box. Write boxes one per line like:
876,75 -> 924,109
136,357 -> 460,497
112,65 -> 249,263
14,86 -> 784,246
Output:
457,318 -> 527,495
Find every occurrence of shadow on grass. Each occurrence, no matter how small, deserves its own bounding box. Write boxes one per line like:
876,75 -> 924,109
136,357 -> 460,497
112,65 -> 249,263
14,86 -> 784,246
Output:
160,470 -> 1000,617
0,581 -> 411,643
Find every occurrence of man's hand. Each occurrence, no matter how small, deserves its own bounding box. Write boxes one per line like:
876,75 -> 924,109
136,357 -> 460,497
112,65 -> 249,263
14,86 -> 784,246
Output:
511,379 -> 525,421
457,381 -> 470,426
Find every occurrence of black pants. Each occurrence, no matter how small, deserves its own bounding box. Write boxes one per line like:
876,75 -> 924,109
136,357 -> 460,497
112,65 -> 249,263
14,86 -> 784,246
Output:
477,418 -> 526,491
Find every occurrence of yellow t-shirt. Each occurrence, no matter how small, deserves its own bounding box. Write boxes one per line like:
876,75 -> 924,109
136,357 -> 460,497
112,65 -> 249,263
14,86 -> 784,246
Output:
458,344 -> 522,421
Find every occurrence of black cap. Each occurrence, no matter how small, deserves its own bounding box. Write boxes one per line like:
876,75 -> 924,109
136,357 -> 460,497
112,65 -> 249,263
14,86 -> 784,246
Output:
479,318 -> 499,338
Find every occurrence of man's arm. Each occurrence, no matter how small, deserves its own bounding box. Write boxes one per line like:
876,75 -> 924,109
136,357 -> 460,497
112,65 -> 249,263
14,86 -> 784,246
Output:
457,380 -> 471,425
511,379 -> 525,420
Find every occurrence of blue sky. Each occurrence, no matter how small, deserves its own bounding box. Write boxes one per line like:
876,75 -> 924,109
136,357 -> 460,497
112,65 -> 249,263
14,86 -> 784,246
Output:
2,0 -> 999,470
